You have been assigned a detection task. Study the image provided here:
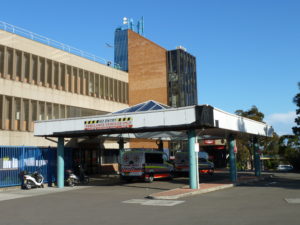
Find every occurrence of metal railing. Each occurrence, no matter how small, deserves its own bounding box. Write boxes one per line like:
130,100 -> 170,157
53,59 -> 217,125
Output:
0,21 -> 122,70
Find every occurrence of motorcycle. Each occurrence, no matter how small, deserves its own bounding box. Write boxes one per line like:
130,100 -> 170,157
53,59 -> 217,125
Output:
65,165 -> 90,186
22,171 -> 44,190
77,165 -> 90,184
65,169 -> 79,187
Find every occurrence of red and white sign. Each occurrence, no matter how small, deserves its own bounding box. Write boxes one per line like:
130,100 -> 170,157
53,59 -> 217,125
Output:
204,140 -> 215,145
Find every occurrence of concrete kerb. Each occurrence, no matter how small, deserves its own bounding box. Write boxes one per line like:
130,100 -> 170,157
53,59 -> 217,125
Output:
147,183 -> 234,200
147,174 -> 273,200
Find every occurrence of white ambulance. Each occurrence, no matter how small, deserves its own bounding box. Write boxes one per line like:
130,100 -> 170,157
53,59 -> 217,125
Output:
174,151 -> 214,176
119,149 -> 174,182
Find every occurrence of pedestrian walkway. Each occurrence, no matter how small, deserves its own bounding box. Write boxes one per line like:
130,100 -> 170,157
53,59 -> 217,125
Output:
0,186 -> 90,202
148,174 -> 271,200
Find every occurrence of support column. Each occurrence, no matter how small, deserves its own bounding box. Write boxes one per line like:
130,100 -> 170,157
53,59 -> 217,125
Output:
57,137 -> 65,188
188,129 -> 198,189
253,137 -> 261,176
228,135 -> 237,183
118,138 -> 124,150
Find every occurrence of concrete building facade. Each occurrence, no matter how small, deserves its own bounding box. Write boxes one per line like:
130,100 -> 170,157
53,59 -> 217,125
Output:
0,28 -> 129,147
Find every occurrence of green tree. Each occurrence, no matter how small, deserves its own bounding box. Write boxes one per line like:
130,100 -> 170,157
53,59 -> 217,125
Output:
279,135 -> 300,170
292,82 -> 300,135
235,105 -> 264,122
235,106 -> 279,170
235,106 -> 265,170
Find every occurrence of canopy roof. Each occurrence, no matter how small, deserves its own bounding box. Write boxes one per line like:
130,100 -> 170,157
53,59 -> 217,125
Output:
34,101 -> 273,140
113,100 -> 170,114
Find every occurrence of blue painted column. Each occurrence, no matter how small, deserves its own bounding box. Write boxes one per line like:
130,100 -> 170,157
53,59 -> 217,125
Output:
253,137 -> 261,176
188,129 -> 198,189
57,137 -> 64,188
228,135 -> 237,183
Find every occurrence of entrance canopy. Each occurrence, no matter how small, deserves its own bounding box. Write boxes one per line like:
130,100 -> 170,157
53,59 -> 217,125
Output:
34,100 -> 273,189
34,101 -> 273,139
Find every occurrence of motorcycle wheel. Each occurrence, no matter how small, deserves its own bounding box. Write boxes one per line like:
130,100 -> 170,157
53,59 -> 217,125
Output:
68,179 -> 75,187
83,177 -> 90,184
24,181 -> 32,190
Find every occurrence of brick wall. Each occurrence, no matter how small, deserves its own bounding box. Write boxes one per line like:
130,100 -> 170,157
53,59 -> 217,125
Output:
127,30 -> 168,106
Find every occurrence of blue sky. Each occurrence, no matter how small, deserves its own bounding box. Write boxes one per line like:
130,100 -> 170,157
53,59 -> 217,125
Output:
1,0 -> 299,135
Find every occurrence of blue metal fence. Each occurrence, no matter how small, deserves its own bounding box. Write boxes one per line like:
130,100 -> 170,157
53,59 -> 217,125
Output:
0,146 -> 73,187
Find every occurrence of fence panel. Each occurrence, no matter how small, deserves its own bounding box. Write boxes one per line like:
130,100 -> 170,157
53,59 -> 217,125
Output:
0,146 -> 73,187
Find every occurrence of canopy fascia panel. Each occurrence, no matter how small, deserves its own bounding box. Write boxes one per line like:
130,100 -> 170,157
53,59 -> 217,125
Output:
34,105 -> 273,138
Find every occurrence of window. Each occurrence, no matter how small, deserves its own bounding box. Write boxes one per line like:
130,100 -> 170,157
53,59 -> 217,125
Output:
0,45 -> 4,77
32,101 -> 37,121
4,96 -> 12,130
53,104 -> 59,119
79,70 -> 84,95
14,98 -> 21,131
24,54 -> 30,82
46,60 -> 52,86
95,74 -> 99,97
39,58 -> 45,86
38,102 -> 45,120
117,80 -> 121,102
60,105 -> 66,118
54,62 -> 59,88
31,100 -> 37,131
89,73 -> 94,96
46,103 -> 52,120
113,79 -> 118,101
60,64 -> 65,90
108,78 -> 113,100
84,71 -> 89,95
32,56 -> 38,84
24,99 -> 29,131
73,67 -> 78,93
124,83 -> 128,103
104,76 -> 109,99
145,153 -> 163,164
99,75 -> 104,98
15,51 -> 22,81
102,150 -> 119,164
7,48 -> 13,77
0,95 -> 3,129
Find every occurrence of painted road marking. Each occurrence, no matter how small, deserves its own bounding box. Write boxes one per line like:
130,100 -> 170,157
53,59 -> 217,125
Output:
123,199 -> 185,206
285,198 -> 300,204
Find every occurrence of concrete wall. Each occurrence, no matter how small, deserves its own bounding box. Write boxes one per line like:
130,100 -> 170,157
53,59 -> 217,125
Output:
0,30 -> 128,82
0,130 -> 129,147
0,30 -> 130,147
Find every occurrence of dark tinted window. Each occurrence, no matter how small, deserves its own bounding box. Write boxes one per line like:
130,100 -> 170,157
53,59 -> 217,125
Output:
145,153 -> 163,164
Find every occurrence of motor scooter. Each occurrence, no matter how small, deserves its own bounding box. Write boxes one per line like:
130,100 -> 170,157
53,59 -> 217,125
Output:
65,169 -> 79,187
22,171 -> 44,189
74,164 -> 90,184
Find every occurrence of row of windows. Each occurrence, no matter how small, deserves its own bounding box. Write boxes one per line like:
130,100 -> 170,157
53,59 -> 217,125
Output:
114,29 -> 128,72
0,45 -> 128,104
0,94 -> 107,132
167,50 -> 197,107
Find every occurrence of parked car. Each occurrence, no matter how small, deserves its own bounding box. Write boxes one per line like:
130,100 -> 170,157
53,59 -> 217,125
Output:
277,164 -> 293,172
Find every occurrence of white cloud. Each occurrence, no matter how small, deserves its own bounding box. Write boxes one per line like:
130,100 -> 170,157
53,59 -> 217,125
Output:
265,111 -> 297,135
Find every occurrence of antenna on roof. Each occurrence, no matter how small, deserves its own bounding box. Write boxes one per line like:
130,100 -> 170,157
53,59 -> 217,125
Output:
123,17 -> 128,25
